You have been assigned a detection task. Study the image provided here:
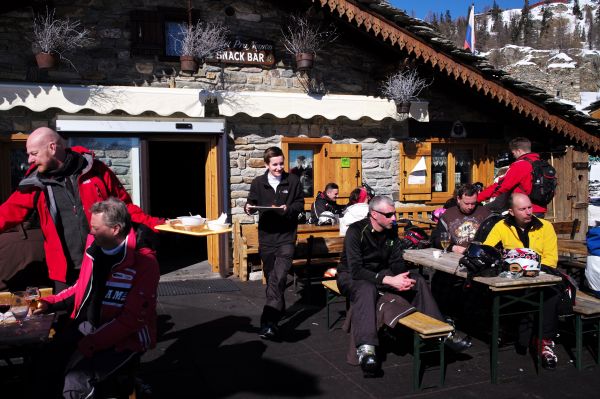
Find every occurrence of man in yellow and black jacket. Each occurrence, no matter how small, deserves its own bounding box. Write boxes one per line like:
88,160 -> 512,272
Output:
483,193 -> 559,369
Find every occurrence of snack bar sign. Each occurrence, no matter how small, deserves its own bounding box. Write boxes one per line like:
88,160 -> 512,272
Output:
208,39 -> 275,67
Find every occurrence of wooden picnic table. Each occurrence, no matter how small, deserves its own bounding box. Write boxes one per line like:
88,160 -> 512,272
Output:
0,313 -> 56,346
403,248 -> 561,384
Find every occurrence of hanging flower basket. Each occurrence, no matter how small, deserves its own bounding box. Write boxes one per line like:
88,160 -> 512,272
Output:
180,55 -> 198,73
396,102 -> 411,115
35,52 -> 59,69
295,52 -> 315,71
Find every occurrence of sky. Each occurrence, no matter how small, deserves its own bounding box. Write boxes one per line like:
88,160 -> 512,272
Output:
389,0 -> 527,20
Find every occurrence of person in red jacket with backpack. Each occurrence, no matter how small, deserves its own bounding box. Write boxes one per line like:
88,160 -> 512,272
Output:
478,137 -> 548,216
0,127 -> 163,291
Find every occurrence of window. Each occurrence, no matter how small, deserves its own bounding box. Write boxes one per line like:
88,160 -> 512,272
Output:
130,8 -> 200,59
68,137 -> 141,204
288,148 -> 315,198
165,21 -> 186,57
282,138 -> 362,210
400,139 -> 501,203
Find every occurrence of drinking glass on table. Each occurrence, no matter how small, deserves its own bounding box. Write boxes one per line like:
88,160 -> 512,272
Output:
25,286 -> 41,312
10,291 -> 29,325
440,232 -> 451,254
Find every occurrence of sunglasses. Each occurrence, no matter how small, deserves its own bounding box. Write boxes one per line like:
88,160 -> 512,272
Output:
373,209 -> 396,218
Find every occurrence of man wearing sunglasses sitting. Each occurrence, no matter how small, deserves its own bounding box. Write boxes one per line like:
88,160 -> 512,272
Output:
336,196 -> 445,377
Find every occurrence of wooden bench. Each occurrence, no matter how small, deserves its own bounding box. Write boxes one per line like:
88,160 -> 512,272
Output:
553,219 -> 585,283
552,219 -> 582,240
233,221 -> 341,281
322,279 -> 348,330
567,291 -> 600,370
396,205 -> 439,237
321,279 -> 453,390
398,312 -> 454,390
293,236 -> 345,297
232,220 -> 260,281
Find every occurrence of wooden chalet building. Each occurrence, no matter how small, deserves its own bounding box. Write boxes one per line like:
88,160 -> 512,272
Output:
0,0 -> 598,274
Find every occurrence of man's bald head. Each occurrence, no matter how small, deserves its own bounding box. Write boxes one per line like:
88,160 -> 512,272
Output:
26,127 -> 67,173
508,193 -> 533,227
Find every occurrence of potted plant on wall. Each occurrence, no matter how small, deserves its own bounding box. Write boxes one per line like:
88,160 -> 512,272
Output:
381,69 -> 431,115
281,15 -> 337,72
177,20 -> 229,73
32,9 -> 92,69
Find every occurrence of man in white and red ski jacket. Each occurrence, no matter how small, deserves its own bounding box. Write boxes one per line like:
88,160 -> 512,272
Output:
37,198 -> 159,398
0,127 -> 163,287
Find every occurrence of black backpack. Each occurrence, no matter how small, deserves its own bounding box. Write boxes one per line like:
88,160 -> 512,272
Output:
524,158 -> 557,206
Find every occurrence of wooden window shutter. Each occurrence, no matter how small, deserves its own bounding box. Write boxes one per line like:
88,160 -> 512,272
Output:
322,143 -> 362,204
400,141 -> 432,201
130,10 -> 164,56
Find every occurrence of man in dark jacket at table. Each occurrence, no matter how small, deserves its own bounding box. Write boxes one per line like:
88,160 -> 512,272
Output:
336,196 -> 447,377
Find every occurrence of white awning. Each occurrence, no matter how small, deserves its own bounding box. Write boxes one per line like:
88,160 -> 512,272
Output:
0,83 -> 428,121
0,82 -> 205,117
217,91 -> 428,121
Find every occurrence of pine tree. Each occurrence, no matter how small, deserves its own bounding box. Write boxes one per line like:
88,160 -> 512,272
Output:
444,10 -> 452,25
476,14 -> 490,51
585,7 -> 594,49
539,1 -> 554,48
520,0 -> 535,46
595,4 -> 600,48
491,0 -> 503,33
509,12 -> 521,43
573,0 -> 582,20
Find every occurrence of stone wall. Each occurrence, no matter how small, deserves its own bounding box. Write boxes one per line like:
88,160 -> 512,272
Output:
503,63 -> 580,103
228,114 -> 407,223
64,137 -> 136,193
0,0 -> 390,97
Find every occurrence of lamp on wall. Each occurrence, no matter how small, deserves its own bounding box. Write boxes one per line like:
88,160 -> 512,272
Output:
450,120 -> 467,138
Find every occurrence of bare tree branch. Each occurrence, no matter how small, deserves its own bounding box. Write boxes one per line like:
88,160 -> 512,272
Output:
178,21 -> 229,59
281,15 -> 338,55
32,8 -> 92,70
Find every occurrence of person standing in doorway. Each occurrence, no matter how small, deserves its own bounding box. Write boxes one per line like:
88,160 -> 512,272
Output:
244,147 -> 304,340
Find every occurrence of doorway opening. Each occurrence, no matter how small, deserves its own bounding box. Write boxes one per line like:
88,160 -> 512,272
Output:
148,140 -> 208,273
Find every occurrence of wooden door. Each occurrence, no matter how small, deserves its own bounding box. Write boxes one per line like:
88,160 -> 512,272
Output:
549,146 -> 588,240
322,143 -> 362,205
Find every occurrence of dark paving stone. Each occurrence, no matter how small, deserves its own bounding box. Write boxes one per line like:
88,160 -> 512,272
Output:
114,279 -> 600,397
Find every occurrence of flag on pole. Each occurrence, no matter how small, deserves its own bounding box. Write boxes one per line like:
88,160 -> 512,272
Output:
464,4 -> 475,53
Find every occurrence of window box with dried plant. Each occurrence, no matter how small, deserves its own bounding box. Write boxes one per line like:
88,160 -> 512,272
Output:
32,9 -> 91,70
177,21 -> 228,73
281,15 -> 337,72
381,69 -> 431,115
